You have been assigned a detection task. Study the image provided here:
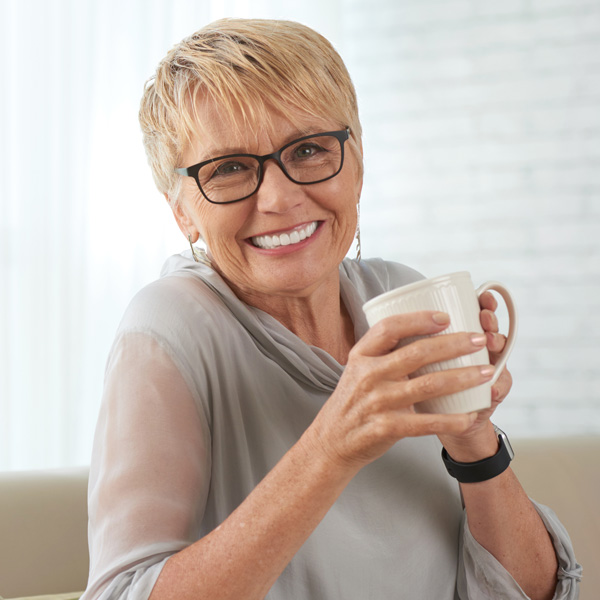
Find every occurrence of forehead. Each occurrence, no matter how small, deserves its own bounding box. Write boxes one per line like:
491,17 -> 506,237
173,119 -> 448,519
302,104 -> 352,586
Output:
184,96 -> 336,161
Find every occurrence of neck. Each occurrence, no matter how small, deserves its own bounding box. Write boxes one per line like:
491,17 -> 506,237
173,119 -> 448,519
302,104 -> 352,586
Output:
228,276 -> 355,365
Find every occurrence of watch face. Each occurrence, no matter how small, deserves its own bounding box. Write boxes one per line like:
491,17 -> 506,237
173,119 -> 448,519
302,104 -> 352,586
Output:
493,425 -> 515,460
504,434 -> 515,460
499,432 -> 514,460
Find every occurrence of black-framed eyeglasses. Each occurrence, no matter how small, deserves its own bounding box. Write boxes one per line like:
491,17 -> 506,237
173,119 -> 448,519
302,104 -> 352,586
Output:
174,128 -> 350,205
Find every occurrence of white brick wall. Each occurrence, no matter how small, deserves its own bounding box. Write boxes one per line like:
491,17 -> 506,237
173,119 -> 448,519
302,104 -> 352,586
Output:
3,0 -> 597,469
343,0 -> 600,437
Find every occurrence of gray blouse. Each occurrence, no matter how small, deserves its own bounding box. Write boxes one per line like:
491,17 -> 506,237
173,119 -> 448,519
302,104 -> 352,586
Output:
81,254 -> 581,599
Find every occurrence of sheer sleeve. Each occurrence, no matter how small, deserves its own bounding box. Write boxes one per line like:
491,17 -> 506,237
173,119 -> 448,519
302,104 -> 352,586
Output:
457,501 -> 582,599
81,332 -> 211,600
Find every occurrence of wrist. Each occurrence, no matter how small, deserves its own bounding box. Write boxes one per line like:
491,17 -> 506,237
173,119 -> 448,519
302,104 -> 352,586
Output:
439,420 -> 498,463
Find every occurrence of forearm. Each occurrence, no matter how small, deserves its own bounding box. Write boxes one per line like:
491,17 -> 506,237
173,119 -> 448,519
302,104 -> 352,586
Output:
441,424 -> 558,600
149,430 -> 357,600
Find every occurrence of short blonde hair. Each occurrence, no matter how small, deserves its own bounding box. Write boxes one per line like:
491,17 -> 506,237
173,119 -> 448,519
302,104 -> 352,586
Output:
139,18 -> 363,203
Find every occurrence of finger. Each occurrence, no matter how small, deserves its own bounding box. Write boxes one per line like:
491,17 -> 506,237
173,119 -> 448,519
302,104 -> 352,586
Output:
479,291 -> 498,312
363,362 -> 494,415
357,311 -> 450,358
487,332 -> 507,355
480,308 -> 499,334
403,364 -> 495,407
390,411 -> 478,439
491,367 -> 512,402
382,331 -> 488,379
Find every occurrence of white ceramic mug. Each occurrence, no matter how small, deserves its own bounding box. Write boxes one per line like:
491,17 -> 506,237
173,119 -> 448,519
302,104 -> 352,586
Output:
362,272 -> 518,414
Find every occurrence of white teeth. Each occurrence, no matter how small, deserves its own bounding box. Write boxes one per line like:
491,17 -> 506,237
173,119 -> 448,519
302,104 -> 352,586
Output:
252,221 -> 318,249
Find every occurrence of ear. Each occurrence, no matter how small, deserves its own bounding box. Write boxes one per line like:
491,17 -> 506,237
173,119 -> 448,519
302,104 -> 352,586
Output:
166,193 -> 200,243
354,138 -> 364,202
355,165 -> 364,203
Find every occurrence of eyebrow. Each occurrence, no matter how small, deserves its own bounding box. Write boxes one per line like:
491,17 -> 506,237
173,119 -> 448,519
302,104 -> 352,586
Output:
200,127 -> 319,161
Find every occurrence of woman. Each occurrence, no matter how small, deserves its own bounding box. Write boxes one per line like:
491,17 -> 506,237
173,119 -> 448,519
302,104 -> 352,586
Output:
82,18 -> 581,600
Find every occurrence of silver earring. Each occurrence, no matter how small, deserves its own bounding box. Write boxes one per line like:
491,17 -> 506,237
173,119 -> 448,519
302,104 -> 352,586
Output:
188,234 -> 212,267
355,204 -> 362,262
188,234 -> 200,263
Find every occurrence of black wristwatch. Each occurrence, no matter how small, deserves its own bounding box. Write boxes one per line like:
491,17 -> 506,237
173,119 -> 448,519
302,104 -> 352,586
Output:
442,425 -> 514,484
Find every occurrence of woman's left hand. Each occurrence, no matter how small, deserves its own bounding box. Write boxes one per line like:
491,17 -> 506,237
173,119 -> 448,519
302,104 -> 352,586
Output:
437,291 -> 513,456
473,291 -> 513,423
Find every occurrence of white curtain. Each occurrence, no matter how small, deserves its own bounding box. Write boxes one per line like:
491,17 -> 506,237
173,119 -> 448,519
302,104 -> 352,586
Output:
0,0 -> 345,470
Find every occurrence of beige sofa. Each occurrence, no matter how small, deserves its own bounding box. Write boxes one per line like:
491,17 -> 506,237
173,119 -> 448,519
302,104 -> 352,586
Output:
0,437 -> 597,599
0,467 -> 89,599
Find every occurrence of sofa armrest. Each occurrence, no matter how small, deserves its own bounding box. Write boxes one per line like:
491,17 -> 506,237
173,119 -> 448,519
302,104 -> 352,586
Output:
511,436 -> 599,598
0,467 -> 89,599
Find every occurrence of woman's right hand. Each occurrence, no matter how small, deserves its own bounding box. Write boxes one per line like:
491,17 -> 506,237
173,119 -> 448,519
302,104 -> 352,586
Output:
306,310 -> 494,471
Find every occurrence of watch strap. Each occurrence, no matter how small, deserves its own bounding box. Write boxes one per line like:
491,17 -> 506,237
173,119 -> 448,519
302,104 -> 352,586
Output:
442,429 -> 513,484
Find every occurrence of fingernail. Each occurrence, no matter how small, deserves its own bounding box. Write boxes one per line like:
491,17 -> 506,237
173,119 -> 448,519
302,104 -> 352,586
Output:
432,312 -> 450,325
480,365 -> 495,378
471,333 -> 487,346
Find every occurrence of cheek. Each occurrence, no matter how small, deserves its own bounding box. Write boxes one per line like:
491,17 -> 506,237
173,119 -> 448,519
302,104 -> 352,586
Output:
331,179 -> 360,223
196,203 -> 251,250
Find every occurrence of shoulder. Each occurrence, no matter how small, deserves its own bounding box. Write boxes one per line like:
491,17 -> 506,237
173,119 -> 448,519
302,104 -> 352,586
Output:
114,258 -> 251,373
341,257 -> 425,300
118,270 -> 231,336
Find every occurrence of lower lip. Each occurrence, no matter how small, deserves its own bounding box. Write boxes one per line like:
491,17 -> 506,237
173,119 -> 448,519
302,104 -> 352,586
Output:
246,222 -> 323,255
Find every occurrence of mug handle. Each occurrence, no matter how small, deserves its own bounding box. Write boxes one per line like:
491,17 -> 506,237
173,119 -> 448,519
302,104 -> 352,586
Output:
475,281 -> 518,386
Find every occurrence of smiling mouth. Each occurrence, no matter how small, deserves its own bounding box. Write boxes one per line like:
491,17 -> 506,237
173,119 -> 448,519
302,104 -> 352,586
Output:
251,221 -> 319,249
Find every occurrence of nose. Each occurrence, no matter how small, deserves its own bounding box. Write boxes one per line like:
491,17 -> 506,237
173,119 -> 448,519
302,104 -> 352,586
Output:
254,159 -> 304,213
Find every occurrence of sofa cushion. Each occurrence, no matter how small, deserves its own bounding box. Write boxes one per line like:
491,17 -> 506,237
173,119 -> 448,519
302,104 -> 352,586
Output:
0,467 -> 89,598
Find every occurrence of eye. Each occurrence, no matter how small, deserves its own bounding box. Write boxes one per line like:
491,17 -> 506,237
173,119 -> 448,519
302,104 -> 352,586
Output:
293,143 -> 325,159
213,160 -> 248,177
198,156 -> 257,189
